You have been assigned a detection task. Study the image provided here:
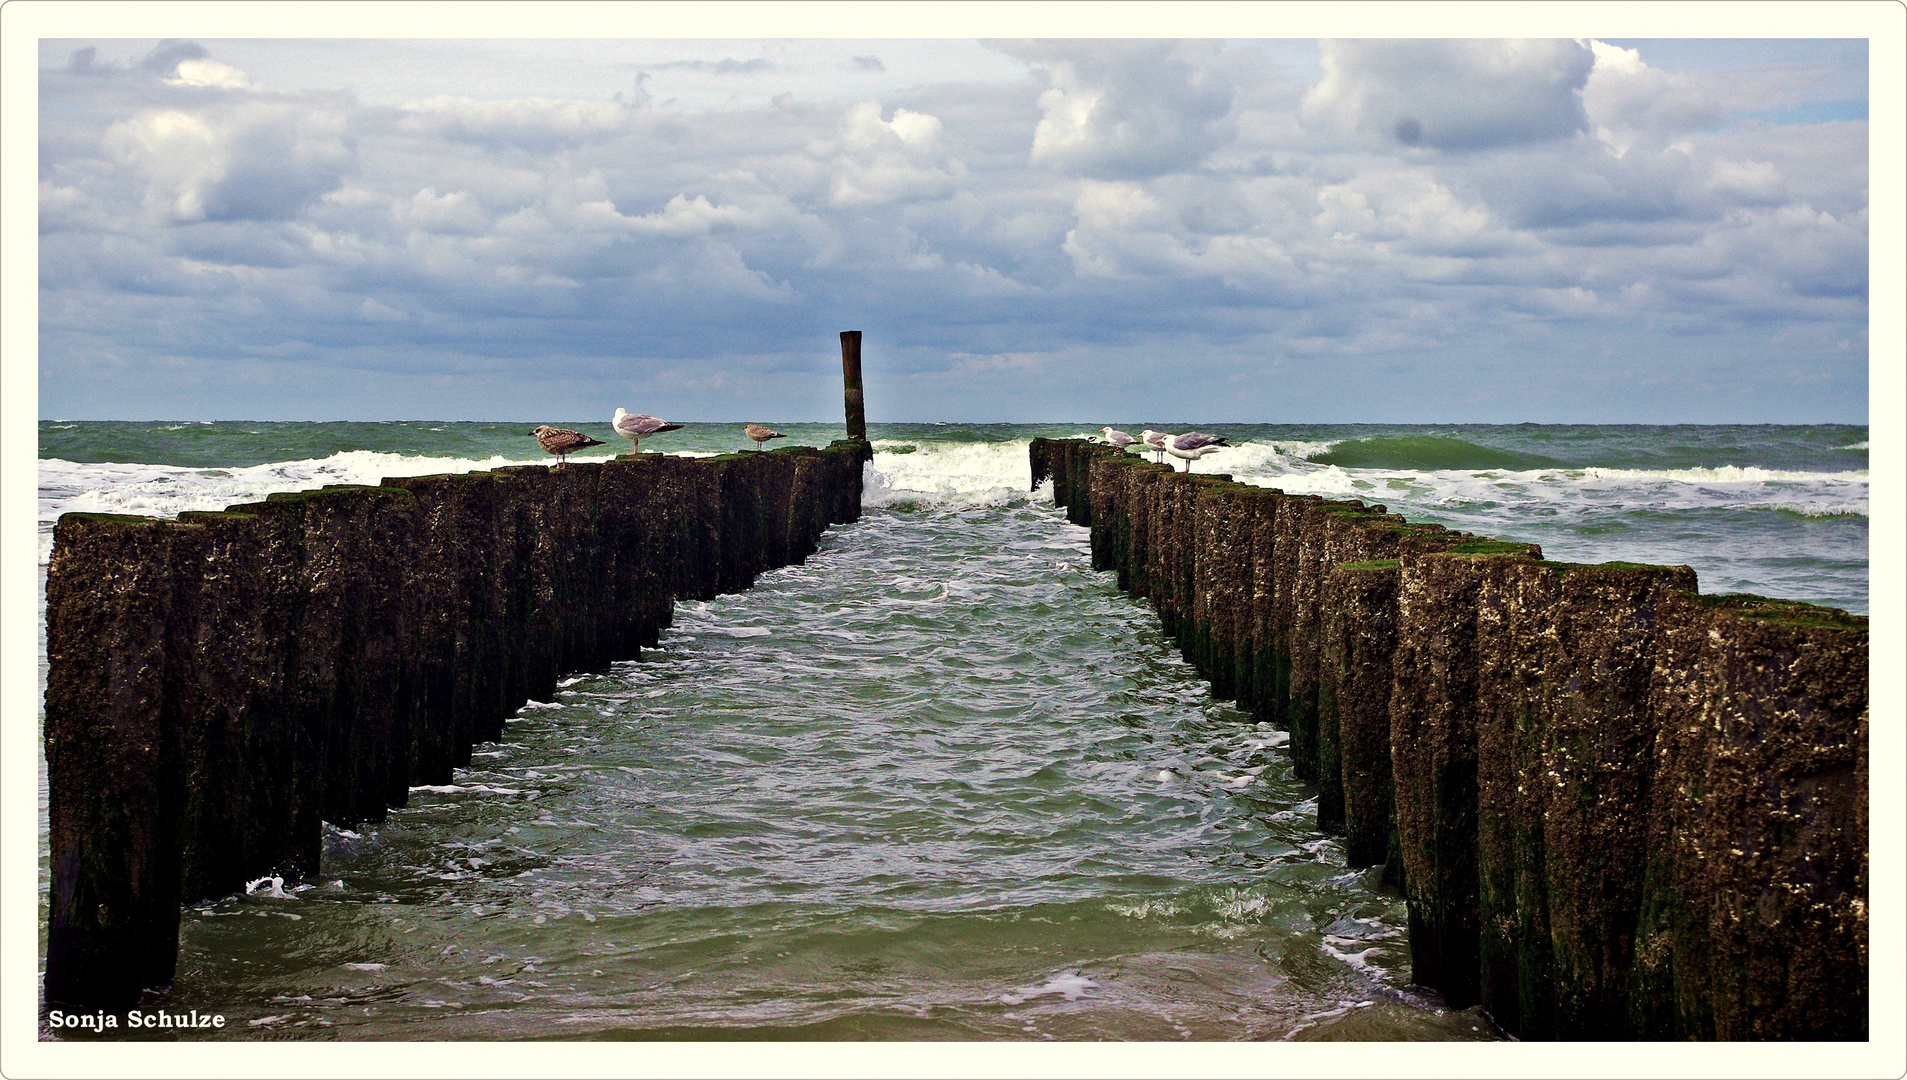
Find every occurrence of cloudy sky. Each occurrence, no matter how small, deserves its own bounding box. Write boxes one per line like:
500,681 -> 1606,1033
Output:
32,28 -> 1875,422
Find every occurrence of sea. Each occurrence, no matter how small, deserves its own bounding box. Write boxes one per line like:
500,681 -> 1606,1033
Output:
33,421 -> 1868,1041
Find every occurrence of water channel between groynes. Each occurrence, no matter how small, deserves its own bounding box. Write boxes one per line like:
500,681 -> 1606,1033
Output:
117,500 -> 1494,1040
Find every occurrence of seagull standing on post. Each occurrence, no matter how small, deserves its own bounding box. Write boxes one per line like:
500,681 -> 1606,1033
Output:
743,424 -> 786,451
1139,429 -> 1171,463
529,425 -> 603,470
612,408 -> 684,454
1163,431 -> 1230,472
1100,427 -> 1139,452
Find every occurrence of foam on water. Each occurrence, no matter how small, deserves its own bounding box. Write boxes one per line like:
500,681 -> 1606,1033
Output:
1000,971 -> 1099,1004
1176,443 -> 1871,527
1579,464 -> 1868,486
862,439 -> 1035,508
34,448 -> 719,564
1066,436 -> 1866,611
36,451 -> 534,563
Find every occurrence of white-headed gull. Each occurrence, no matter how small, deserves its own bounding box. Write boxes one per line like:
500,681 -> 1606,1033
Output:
1139,429 -> 1171,463
612,408 -> 684,454
1162,431 -> 1230,472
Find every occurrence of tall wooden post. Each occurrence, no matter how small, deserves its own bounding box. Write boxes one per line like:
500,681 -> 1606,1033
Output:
840,330 -> 867,441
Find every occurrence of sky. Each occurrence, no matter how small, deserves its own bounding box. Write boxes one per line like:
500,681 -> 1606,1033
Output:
31,27 -> 1878,422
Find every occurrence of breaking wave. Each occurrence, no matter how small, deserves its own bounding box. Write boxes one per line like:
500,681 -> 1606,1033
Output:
36,450 -> 567,565
861,439 -> 1034,509
1307,434 -> 1566,471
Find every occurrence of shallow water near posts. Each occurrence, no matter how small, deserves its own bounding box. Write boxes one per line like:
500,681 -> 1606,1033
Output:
125,503 -> 1493,1040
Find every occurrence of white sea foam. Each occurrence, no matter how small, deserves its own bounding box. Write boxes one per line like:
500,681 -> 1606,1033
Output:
245,875 -> 297,899
32,445 -> 749,565
1211,443 -> 1870,522
856,435 -> 1362,509
861,439 -> 1034,508
408,784 -> 522,796
1000,971 -> 1098,1004
1580,465 -> 1868,485
1740,501 -> 1870,518
706,625 -> 774,638
1106,898 -> 1182,919
36,450 -> 551,565
1321,937 -> 1388,977
1282,1000 -> 1373,1040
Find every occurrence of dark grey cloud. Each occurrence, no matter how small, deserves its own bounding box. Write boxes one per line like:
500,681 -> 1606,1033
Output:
140,39 -> 207,75
851,55 -> 885,73
35,38 -> 1869,422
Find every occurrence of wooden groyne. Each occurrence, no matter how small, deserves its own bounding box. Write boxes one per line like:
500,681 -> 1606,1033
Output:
1031,437 -> 1868,1041
43,442 -> 869,1012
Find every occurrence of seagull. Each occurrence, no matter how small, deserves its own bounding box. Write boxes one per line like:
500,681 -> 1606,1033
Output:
529,425 -> 603,469
1099,426 -> 1139,452
612,408 -> 684,454
1139,429 -> 1171,463
743,423 -> 786,451
1162,431 -> 1230,472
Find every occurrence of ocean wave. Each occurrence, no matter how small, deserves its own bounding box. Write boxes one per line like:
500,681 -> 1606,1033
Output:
37,440 -> 1045,564
37,437 -> 1872,573
35,449 -> 602,564
861,440 -> 1034,509
1210,453 -> 1869,531
1307,434 -> 1566,472
1578,465 -> 1868,485
1739,501 -> 1871,519
1178,439 -> 1315,476
1092,438 -> 1334,481
1232,464 -> 1366,498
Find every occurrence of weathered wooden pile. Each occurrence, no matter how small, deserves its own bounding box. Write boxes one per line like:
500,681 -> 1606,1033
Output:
1032,437 -> 1867,1041
44,442 -> 869,1012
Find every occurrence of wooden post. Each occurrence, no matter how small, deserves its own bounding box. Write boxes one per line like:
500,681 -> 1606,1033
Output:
840,330 -> 867,441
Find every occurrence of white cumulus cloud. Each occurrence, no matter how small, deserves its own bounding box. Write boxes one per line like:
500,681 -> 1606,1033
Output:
994,40 -> 1236,178
1302,39 -> 1595,151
